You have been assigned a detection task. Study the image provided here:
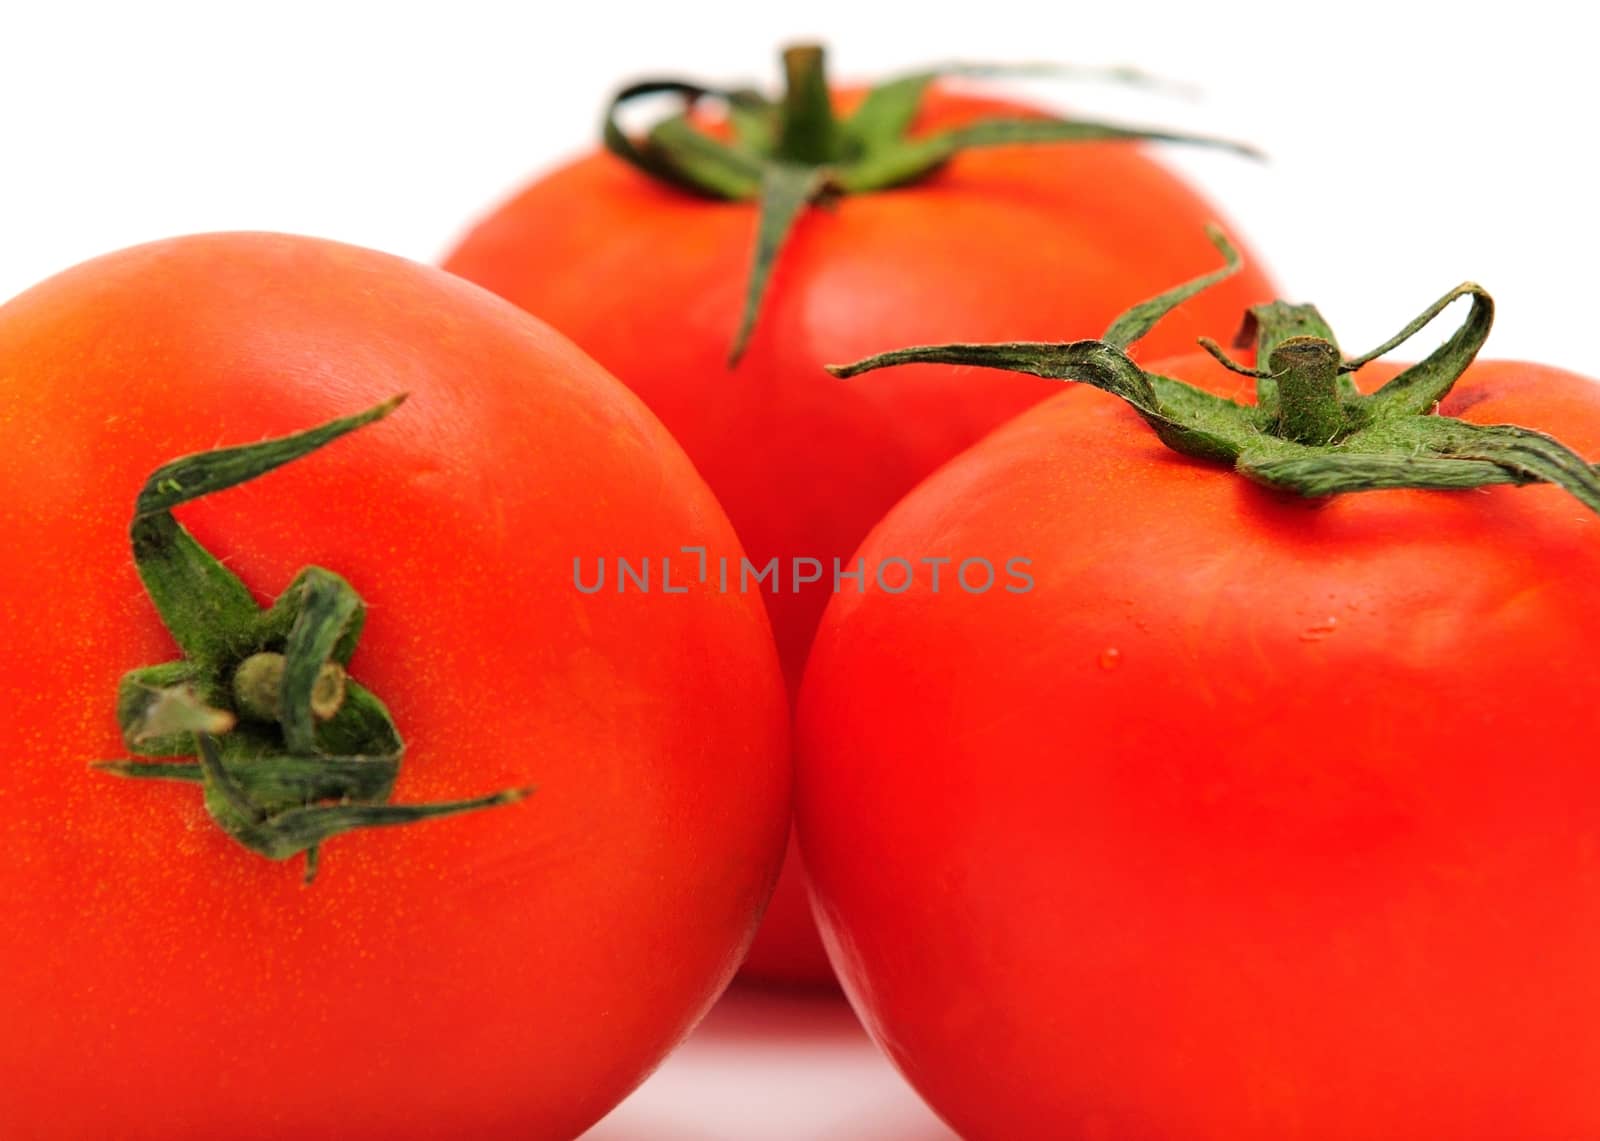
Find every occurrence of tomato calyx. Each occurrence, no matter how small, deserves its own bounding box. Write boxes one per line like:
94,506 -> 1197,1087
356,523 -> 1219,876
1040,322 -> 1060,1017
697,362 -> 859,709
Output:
95,397 -> 530,882
602,43 -> 1260,364
829,226 -> 1600,513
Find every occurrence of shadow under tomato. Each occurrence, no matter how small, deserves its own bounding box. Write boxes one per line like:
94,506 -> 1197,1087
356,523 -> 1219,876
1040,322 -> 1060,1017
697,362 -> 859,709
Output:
697,983 -> 861,1047
581,986 -> 957,1141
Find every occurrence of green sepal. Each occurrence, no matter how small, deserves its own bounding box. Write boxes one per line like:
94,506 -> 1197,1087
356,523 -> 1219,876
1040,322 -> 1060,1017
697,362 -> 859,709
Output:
839,70 -> 935,156
99,746 -> 396,811
1239,417 -> 1600,512
725,88 -> 779,153
278,567 -> 363,755
730,163 -> 832,363
251,566 -> 366,668
133,396 -> 405,518
118,662 -> 232,755
316,681 -> 403,759
189,731 -> 528,881
1348,285 -> 1493,424
130,517 -> 262,674
115,681 -> 402,814
644,115 -> 765,199
835,115 -> 1259,194
827,227 -> 1258,463
602,81 -> 763,199
1103,226 -> 1242,349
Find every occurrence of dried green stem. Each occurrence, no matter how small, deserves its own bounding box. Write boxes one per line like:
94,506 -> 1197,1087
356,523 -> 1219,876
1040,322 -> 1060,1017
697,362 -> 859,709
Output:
100,398 -> 530,880
828,228 -> 1600,514
776,44 -> 838,164
601,44 -> 1261,365
1269,338 -> 1344,445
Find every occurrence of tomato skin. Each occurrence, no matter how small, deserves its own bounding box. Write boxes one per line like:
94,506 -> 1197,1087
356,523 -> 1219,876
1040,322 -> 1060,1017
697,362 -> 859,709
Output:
443,89 -> 1278,983
0,233 -> 789,1140
796,352 -> 1600,1139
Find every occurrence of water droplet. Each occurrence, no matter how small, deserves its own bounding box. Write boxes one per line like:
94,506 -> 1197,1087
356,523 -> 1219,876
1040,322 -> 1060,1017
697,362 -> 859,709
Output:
1098,647 -> 1122,671
1300,616 -> 1339,641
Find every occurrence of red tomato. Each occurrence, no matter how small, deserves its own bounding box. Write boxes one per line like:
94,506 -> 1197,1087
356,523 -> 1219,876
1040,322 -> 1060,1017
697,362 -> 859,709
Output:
0,233 -> 789,1140
444,69 -> 1278,983
797,338 -> 1600,1138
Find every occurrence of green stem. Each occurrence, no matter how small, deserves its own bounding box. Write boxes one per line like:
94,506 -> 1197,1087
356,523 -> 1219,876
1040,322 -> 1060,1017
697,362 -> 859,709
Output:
232,653 -> 347,725
1268,337 -> 1345,445
729,163 -> 829,364
599,45 -> 1260,367
827,227 -> 1600,515
100,399 -> 531,880
232,653 -> 288,722
776,43 -> 838,164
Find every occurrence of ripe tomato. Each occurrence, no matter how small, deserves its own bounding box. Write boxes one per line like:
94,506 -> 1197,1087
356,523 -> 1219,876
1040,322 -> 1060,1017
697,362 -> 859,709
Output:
797,263 -> 1600,1137
443,49 -> 1278,983
0,233 -> 789,1140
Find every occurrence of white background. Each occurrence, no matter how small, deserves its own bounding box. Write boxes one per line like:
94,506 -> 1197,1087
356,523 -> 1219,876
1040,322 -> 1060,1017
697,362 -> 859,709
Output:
2,3 -> 1592,1138
3,2 -> 1596,375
